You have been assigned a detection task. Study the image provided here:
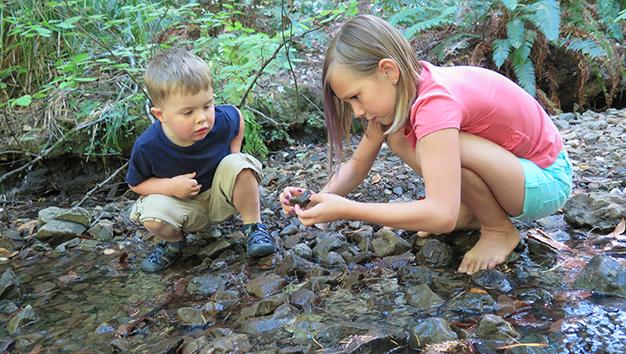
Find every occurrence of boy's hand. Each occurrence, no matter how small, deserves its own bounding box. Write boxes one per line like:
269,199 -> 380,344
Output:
280,187 -> 314,216
170,172 -> 202,199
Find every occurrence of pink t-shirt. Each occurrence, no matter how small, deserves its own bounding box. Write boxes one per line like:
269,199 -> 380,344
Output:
404,61 -> 563,168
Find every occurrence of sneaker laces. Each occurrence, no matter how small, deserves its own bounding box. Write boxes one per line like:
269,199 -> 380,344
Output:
246,224 -> 272,244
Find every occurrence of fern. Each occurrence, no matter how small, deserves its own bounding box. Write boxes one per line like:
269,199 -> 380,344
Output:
562,37 -> 607,58
506,18 -> 526,48
492,38 -> 512,68
597,0 -> 624,41
523,0 -> 560,41
431,32 -> 480,61
500,0 -> 518,11
511,32 -> 537,96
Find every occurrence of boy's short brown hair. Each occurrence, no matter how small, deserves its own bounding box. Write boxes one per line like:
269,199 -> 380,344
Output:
144,48 -> 213,106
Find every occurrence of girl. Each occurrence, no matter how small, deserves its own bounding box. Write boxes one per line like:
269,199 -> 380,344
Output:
279,15 -> 572,275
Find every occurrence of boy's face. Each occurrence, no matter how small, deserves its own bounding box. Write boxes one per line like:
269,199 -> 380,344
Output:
151,88 -> 215,147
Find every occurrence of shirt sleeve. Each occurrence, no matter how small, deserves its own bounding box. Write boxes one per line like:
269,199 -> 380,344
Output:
411,93 -> 465,142
220,105 -> 241,141
125,144 -> 151,187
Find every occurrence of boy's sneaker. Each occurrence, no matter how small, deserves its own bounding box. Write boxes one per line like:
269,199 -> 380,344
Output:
140,239 -> 185,272
243,223 -> 275,258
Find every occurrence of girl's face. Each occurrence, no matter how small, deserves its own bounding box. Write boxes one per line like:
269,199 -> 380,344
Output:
328,62 -> 397,126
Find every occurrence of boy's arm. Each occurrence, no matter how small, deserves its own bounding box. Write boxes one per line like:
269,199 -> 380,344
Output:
230,108 -> 245,153
129,172 -> 201,199
321,121 -> 385,196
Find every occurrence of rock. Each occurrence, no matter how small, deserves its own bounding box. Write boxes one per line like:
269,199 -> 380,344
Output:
289,288 -> 319,310
0,268 -> 21,300
87,219 -> 114,241
187,276 -> 227,296
409,317 -> 458,349
475,314 -> 521,343
292,243 -> 313,260
443,292 -> 496,322
574,255 -> 626,297
246,273 -> 286,298
313,234 -> 344,260
471,269 -> 515,293
416,239 -> 453,267
564,192 -> 626,231
7,305 -> 37,335
36,220 -> 87,245
238,293 -> 288,321
38,206 -> 91,227
404,284 -> 445,311
371,228 -> 411,257
199,239 -> 232,259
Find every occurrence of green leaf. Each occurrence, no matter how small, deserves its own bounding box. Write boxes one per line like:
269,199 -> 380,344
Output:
525,0 -> 560,41
33,25 -> 53,37
564,38 -> 607,58
14,95 -> 33,107
506,18 -> 525,48
512,58 -> 536,97
56,16 -> 82,29
492,39 -> 512,68
500,0 -> 518,11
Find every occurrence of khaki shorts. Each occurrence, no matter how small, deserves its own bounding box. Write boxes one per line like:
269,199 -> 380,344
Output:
130,153 -> 263,233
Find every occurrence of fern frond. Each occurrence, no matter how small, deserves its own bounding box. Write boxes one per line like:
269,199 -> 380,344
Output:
512,59 -> 536,97
597,0 -> 624,41
492,38 -> 512,68
563,37 -> 607,58
524,0 -> 560,41
431,32 -> 480,61
500,0 -> 518,12
616,9 -> 626,22
506,18 -> 525,48
403,7 -> 458,38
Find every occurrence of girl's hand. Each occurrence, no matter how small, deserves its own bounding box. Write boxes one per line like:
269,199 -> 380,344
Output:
294,192 -> 350,226
279,187 -> 313,216
170,172 -> 202,199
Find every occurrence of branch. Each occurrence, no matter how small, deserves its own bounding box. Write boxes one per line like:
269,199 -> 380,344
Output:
0,116 -> 106,185
74,161 -> 128,207
238,13 -> 341,107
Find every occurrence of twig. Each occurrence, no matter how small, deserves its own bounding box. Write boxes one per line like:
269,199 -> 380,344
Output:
238,13 -> 341,107
243,105 -> 289,128
74,162 -> 128,208
281,0 -> 300,120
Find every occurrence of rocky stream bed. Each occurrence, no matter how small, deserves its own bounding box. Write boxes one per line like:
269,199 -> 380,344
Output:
0,108 -> 625,353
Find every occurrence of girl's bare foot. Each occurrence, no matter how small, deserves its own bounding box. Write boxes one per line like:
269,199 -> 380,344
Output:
457,224 -> 520,274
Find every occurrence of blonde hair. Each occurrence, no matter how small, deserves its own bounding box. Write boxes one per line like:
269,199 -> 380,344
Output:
144,48 -> 213,107
322,15 -> 421,174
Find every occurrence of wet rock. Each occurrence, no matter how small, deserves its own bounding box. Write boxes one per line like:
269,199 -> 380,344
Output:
0,268 -> 21,300
177,307 -> 211,327
239,303 -> 297,340
443,291 -> 497,322
87,219 -> 113,241
238,293 -> 288,321
187,275 -> 227,296
313,233 -> 344,260
564,192 -> 626,231
381,251 -> 415,270
0,300 -> 18,315
208,333 -> 252,353
430,273 -> 466,295
38,206 -> 91,226
471,269 -> 515,293
292,243 -> 313,260
7,305 -> 37,335
199,239 -> 232,259
280,223 -> 300,236
321,251 -> 347,269
36,220 -> 87,245
0,338 -> 14,353
415,239 -> 453,267
504,333 -> 549,354
95,323 -> 115,335
371,228 -> 411,257
397,265 -> 435,285
475,314 -> 521,343
404,284 -> 444,311
277,251 -> 318,278
574,255 -> 626,297
316,321 -> 371,346
289,287 -> 319,310
246,273 -> 286,298
328,328 -> 407,353
409,317 -> 458,349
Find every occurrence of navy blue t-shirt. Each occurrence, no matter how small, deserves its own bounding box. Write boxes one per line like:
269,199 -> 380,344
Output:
125,104 -> 240,193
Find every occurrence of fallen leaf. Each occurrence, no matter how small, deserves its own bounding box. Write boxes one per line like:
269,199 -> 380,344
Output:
528,229 -> 574,253
468,287 -> 488,294
371,173 -> 382,184
554,290 -> 593,303
607,218 -> 625,237
16,220 -> 38,236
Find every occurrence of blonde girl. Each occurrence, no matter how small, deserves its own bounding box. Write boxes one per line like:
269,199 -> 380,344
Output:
280,15 -> 571,274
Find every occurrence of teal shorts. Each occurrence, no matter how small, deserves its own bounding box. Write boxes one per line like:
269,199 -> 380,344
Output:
510,150 -> 572,221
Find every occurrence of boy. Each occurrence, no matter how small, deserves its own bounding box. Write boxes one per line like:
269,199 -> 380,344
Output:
126,48 -> 275,272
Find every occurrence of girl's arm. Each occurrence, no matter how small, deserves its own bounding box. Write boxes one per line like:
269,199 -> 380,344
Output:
298,128 -> 461,233
230,108 -> 245,153
346,128 -> 461,232
321,121 -> 385,196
